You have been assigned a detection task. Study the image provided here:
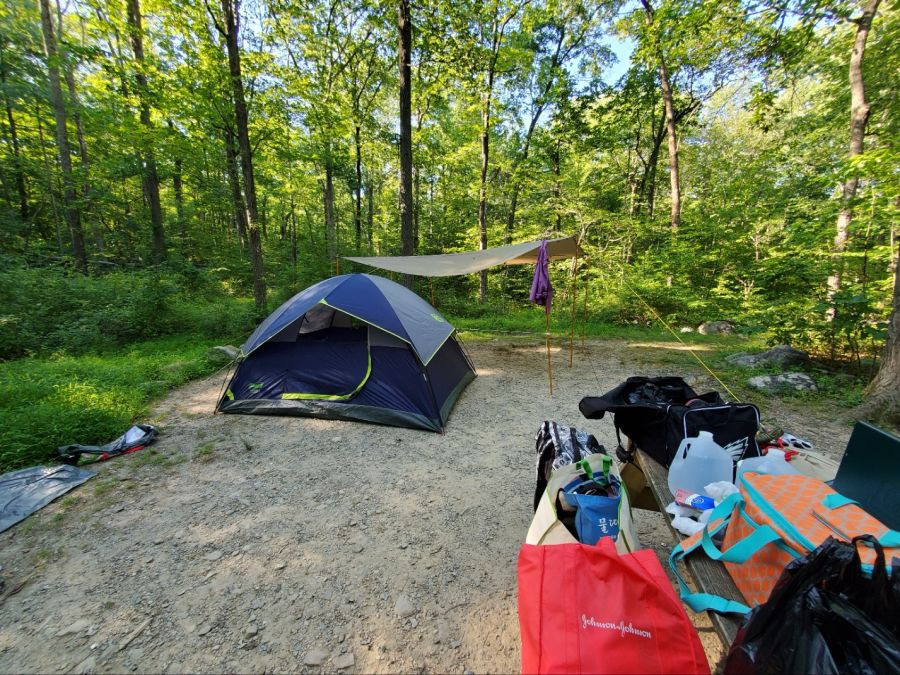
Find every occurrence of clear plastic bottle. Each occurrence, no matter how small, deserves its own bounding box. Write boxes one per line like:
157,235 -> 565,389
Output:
736,453 -> 799,483
667,430 -> 733,496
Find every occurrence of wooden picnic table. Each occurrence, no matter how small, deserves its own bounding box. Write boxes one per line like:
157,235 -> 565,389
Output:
630,443 -> 744,648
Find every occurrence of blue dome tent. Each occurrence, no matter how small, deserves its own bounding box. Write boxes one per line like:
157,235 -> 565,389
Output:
217,274 -> 476,432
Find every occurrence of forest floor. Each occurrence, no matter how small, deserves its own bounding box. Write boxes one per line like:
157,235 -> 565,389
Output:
0,337 -> 853,674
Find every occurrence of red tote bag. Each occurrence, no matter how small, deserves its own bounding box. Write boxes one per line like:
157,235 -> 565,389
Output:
518,539 -> 709,674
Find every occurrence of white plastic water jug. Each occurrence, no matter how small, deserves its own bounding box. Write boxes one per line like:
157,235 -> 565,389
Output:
667,430 -> 733,497
736,452 -> 800,483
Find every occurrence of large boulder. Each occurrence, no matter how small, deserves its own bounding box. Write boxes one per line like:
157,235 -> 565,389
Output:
726,344 -> 810,369
698,320 -> 735,335
748,372 -> 817,393
207,345 -> 241,365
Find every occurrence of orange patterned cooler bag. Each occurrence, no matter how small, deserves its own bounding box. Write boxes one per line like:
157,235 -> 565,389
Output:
669,472 -> 900,614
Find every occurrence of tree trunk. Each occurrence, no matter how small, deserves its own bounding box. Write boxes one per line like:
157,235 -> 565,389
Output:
827,0 -> 882,301
224,128 -> 248,248
126,0 -> 166,263
0,45 -> 28,221
658,55 -> 680,230
169,121 -> 185,239
478,67 -> 494,303
553,138 -> 561,232
290,199 -> 298,266
324,153 -> 336,268
354,124 -> 362,253
367,173 -> 375,252
505,108 -> 543,244
57,0 -> 90,213
860,242 -> 900,423
640,105 -> 667,217
398,0 -> 414,288
39,0 -> 86,272
640,0 -> 680,230
221,0 -> 265,309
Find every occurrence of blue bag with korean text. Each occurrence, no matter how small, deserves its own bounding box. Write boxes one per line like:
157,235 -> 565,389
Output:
561,457 -> 622,545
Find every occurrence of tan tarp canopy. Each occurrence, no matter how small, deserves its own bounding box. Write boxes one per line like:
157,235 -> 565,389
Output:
344,235 -> 581,277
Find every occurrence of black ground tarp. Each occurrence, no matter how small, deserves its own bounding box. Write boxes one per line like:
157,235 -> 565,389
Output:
0,465 -> 96,533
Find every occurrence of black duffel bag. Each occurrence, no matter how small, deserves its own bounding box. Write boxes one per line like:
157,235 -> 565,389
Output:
579,376 -> 761,468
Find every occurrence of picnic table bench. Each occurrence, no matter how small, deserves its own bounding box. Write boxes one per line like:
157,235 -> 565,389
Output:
629,443 -> 744,647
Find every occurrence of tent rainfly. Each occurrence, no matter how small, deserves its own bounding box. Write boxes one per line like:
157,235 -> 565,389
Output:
217,274 -> 476,431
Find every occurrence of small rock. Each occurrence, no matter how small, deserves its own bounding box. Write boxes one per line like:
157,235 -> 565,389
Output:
748,372 -> 817,393
304,649 -> 328,666
153,537 -> 165,545
399,542 -> 408,550
409,618 -> 418,629
204,550 -> 223,562
679,326 -> 694,333
698,320 -> 735,335
353,544 -> 364,554
727,345 -> 809,368
57,619 -> 90,637
274,561 -> 286,571
333,653 -> 355,670
197,623 -> 212,636
394,595 -> 416,618
245,624 -> 259,638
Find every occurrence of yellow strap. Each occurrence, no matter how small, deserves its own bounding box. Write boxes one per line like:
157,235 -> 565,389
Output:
620,277 -> 743,402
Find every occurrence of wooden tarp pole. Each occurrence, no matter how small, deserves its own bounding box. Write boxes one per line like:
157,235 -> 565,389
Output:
569,247 -> 579,367
581,271 -> 588,350
429,277 -> 435,307
546,310 -> 553,395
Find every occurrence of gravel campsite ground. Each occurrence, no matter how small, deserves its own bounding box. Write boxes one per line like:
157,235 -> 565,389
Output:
0,338 -> 853,674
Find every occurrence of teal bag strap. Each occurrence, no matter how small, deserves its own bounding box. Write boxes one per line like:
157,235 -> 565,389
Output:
822,493 -> 858,509
699,520 -> 782,563
821,495 -> 900,546
668,493 -> 759,615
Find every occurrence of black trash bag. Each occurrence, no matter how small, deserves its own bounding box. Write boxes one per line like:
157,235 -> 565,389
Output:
725,535 -> 900,675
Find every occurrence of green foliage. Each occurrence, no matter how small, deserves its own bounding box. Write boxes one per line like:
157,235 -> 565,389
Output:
0,262 -> 256,358
0,334 -> 231,472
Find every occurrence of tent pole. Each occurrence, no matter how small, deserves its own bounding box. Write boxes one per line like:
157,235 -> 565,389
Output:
581,271 -> 588,351
545,310 -> 553,395
569,248 -> 578,367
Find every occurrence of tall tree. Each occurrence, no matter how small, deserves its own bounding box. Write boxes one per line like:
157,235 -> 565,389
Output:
209,0 -> 266,309
827,0 -> 883,302
861,242 -> 900,422
0,38 -> 28,221
38,0 -> 86,272
398,0 -> 414,287
477,0 -> 526,302
639,0 -> 680,230
126,0 -> 166,262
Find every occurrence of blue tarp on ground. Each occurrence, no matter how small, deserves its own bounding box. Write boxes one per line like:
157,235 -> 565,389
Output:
0,465 -> 95,533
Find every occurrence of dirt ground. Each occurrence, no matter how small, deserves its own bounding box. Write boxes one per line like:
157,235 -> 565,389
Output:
0,338 -> 853,674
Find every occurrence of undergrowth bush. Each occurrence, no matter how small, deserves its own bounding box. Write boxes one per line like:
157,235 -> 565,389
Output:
0,263 -> 256,358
